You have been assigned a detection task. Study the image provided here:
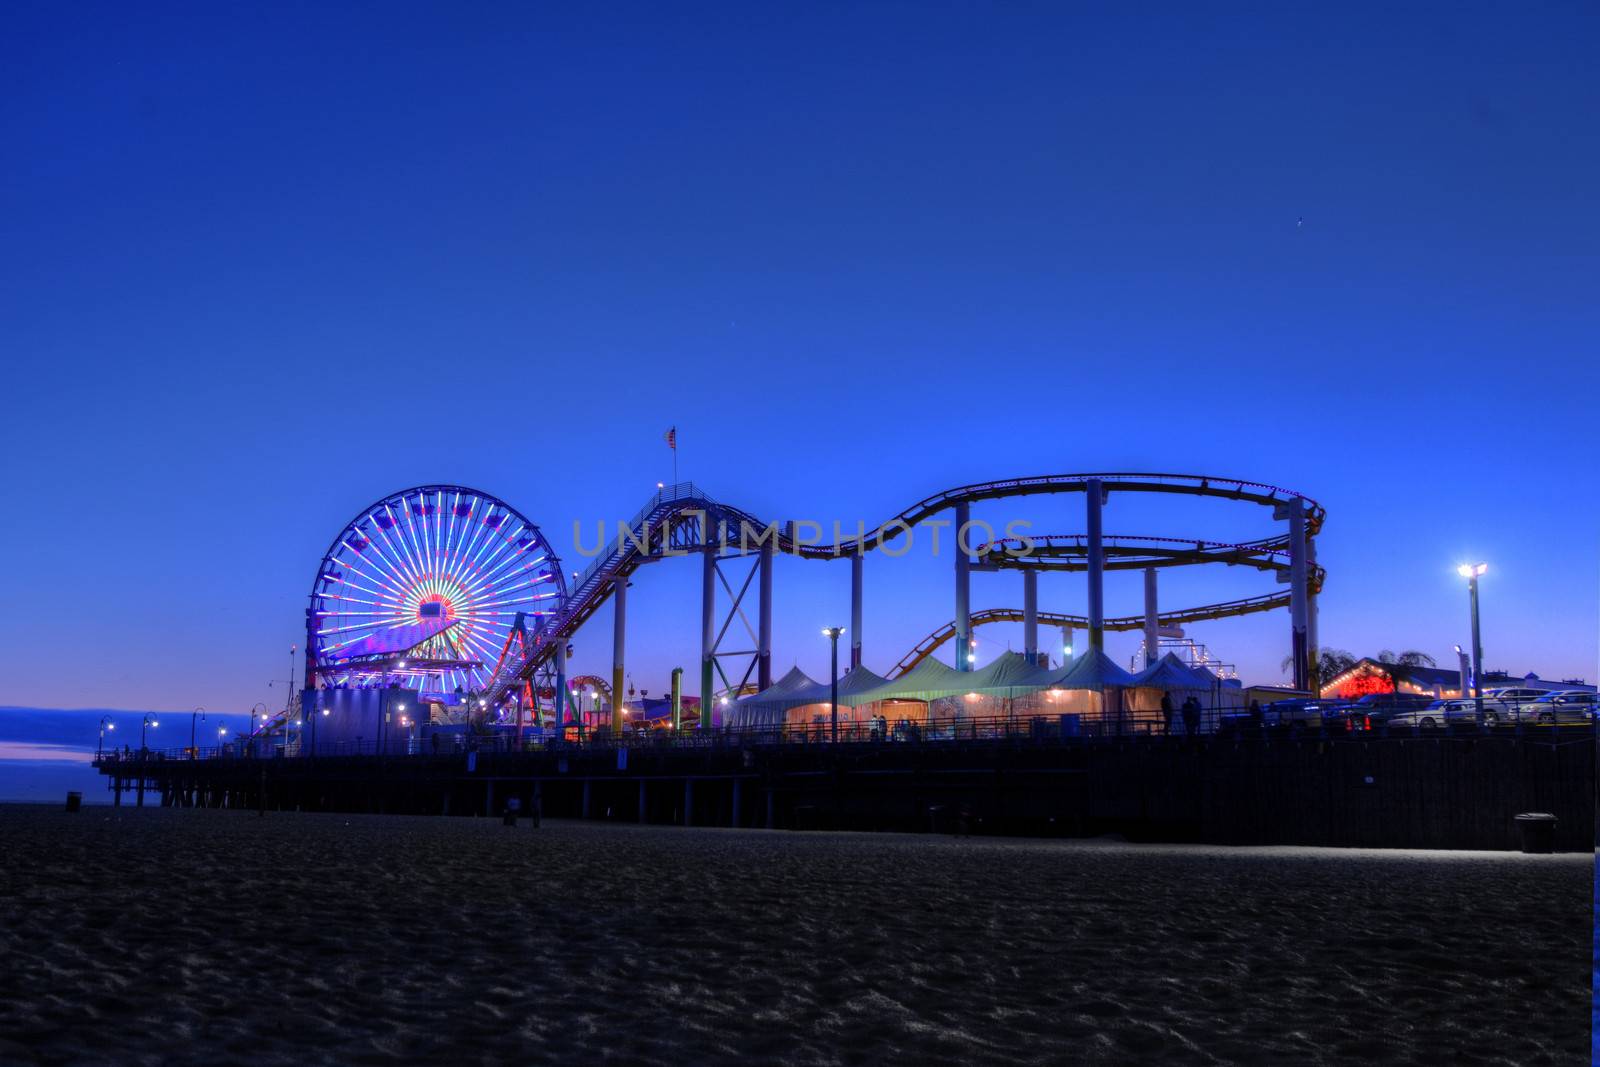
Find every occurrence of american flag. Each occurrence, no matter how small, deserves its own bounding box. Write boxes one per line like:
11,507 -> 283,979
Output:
664,426 -> 676,450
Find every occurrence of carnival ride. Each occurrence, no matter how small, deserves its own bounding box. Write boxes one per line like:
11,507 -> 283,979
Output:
303,474 -> 1326,735
305,486 -> 566,702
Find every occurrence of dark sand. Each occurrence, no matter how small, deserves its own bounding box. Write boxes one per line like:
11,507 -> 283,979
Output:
0,806 -> 1588,1066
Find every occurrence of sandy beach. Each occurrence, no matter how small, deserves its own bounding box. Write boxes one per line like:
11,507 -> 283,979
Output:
0,805 -> 1588,1065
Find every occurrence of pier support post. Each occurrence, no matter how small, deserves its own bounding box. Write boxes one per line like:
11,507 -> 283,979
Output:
1022,569 -> 1039,665
485,781 -> 493,817
732,778 -> 742,828
1142,567 -> 1159,667
765,788 -> 775,829
954,500 -> 972,670
611,576 -> 627,734
683,779 -> 694,826
1086,479 -> 1105,653
850,551 -> 863,669
582,780 -> 592,820
638,780 -> 647,823
700,541 -> 715,729
758,538 -> 773,689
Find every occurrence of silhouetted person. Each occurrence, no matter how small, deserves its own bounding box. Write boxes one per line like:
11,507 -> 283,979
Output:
1182,696 -> 1201,738
1160,693 -> 1175,735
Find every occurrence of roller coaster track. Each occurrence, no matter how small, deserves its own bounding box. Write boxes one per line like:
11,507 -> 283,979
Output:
481,474 -> 1323,708
887,594 -> 1295,677
975,534 -> 1327,586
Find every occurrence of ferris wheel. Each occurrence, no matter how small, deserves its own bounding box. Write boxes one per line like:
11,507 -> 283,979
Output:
307,486 -> 566,699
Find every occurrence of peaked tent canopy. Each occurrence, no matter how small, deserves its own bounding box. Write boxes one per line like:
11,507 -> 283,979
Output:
1045,649 -> 1140,691
729,665 -> 823,727
852,657 -> 971,704
965,651 -> 1057,694
1131,653 -> 1211,690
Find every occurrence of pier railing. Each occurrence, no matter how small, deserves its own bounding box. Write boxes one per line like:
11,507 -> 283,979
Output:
95,713 -> 1592,765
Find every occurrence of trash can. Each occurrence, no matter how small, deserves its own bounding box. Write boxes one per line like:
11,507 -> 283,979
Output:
1513,812 -> 1557,853
65,791 -> 82,813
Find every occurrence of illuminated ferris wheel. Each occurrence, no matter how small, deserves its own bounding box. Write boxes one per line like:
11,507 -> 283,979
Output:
307,486 -> 566,700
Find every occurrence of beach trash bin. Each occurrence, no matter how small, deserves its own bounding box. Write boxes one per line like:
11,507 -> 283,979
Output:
1514,813 -> 1557,853
503,797 -> 522,826
65,791 -> 82,813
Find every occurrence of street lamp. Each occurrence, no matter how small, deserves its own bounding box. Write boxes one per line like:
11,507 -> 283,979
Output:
1457,563 -> 1488,719
822,627 -> 846,744
141,714 -> 159,752
190,707 -> 206,757
250,702 -> 269,737
98,716 -> 115,758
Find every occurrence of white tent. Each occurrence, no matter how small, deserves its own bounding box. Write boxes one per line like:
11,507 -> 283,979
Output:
1043,649 -> 1139,690
852,657 -> 971,704
966,651 -> 1057,694
729,666 -> 822,729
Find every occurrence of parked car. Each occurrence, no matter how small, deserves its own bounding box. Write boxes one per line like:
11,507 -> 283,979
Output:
1217,699 -> 1336,735
1515,690 -> 1596,725
1387,699 -> 1482,732
1483,687 -> 1550,710
1322,692 -> 1436,732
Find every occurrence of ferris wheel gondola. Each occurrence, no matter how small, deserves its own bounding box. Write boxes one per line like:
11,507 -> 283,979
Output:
306,486 -> 566,701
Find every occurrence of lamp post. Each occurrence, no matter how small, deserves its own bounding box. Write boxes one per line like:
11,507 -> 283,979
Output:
822,627 -> 845,744
190,707 -> 206,757
98,716 -> 115,758
1457,563 -> 1488,719
250,702 -> 268,740
141,713 -> 159,752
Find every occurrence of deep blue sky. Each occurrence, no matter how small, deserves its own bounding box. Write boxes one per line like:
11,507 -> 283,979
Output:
2,3 -> 1596,723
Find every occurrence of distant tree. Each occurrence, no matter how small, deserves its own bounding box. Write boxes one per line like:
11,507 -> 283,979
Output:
1282,647 -> 1356,693
1373,649 -> 1437,694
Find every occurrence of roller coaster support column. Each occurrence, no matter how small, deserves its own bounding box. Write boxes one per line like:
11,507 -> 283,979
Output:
954,501 -> 972,670
1086,479 -> 1106,653
1279,498 -> 1310,691
554,641 -> 568,734
1022,569 -> 1038,665
1143,567 -> 1159,667
611,577 -> 627,734
700,542 -> 715,729
758,539 -> 774,689
670,667 -> 683,732
1307,534 -> 1320,689
850,551 -> 863,669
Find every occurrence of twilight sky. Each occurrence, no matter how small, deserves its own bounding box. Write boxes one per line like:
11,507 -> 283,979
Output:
2,3 -> 1596,720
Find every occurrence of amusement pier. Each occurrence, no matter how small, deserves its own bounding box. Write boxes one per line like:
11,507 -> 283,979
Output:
94,473 -> 1595,851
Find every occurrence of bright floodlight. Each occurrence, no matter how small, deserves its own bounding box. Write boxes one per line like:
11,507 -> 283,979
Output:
397,704 -> 406,711
1063,644 -> 1073,655
107,723 -> 115,731
821,626 -> 845,637
398,660 -> 407,669
1457,562 -> 1488,578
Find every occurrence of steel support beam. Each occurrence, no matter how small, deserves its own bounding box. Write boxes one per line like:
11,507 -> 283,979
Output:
700,543 -> 715,729
850,552 -> 863,669
1061,625 -> 1076,669
554,640 -> 567,734
1286,499 -> 1309,691
1306,534 -> 1320,690
954,500 -> 972,670
611,577 -> 627,734
1142,567 -> 1159,667
1022,569 -> 1038,664
758,539 -> 773,689
1086,479 -> 1105,653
